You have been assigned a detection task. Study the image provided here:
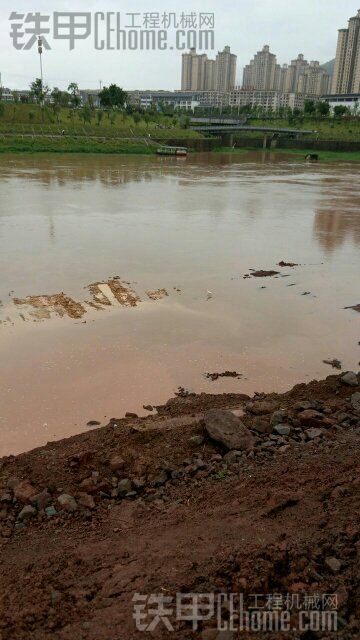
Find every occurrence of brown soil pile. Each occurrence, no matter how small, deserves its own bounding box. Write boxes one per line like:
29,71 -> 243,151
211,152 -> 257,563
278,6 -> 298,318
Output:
0,372 -> 359,639
87,277 -> 140,308
13,294 -> 86,320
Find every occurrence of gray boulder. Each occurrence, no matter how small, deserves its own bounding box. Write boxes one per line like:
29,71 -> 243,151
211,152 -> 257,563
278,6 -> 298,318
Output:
341,372 -> 358,387
203,410 -> 254,451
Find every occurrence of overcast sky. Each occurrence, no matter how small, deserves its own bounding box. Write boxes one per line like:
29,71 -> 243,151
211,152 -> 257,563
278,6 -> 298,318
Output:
0,1 -> 358,90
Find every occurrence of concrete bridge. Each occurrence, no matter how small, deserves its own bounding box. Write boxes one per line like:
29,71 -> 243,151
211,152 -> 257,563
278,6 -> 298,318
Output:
189,119 -> 317,148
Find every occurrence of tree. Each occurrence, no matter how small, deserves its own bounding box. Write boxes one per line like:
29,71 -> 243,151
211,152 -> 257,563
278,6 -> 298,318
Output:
80,105 -> 92,124
304,99 -> 316,115
96,110 -> 104,126
51,87 -> 63,107
68,82 -> 80,108
133,112 -> 141,125
0,103 -> 5,119
28,111 -> 35,123
333,105 -> 349,117
29,78 -> 49,104
316,101 -> 330,116
99,84 -> 127,109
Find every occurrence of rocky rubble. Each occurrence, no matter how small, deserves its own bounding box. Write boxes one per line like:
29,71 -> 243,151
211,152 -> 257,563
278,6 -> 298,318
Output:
0,371 -> 359,543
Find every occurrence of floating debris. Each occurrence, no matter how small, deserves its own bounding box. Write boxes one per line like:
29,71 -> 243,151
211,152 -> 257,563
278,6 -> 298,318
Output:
205,371 -> 243,381
323,359 -> 342,370
249,270 -> 280,278
344,304 -> 360,313
278,261 -> 299,267
146,288 -> 168,301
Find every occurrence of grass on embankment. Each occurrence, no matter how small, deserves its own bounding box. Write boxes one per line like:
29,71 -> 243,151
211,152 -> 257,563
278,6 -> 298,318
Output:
0,103 -> 200,140
0,136 -> 155,154
214,146 -> 360,163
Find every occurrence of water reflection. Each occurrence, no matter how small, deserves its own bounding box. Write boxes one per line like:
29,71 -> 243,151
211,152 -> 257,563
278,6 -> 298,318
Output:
313,178 -> 360,252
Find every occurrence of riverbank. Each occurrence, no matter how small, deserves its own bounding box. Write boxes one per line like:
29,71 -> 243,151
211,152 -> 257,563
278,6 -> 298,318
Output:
215,146 -> 360,163
0,371 -> 359,638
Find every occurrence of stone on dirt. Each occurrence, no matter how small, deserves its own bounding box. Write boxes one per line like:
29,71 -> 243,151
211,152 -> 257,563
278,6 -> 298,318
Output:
117,479 -> 132,497
273,424 -> 291,436
203,410 -> 255,451
18,505 -> 36,521
325,556 -> 342,574
14,480 -> 37,504
188,435 -> 205,447
305,428 -> 323,440
109,455 -> 126,472
350,392 -> 360,412
57,494 -> 78,512
78,493 -> 96,509
270,409 -> 288,426
340,372 -> 358,387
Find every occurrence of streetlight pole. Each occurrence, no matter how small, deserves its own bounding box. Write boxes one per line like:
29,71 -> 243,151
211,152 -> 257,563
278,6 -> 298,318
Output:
38,36 -> 44,100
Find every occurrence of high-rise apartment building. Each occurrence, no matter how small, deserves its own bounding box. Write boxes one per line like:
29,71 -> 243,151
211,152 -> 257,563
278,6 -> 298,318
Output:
242,45 -> 277,90
297,61 -> 330,96
274,64 -> 288,91
214,46 -> 237,92
181,48 -> 208,90
204,59 -> 216,91
181,46 -> 237,91
284,54 -> 309,92
331,9 -> 360,94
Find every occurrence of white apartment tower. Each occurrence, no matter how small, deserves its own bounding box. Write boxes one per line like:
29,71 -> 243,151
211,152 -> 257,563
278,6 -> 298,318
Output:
242,45 -> 277,90
332,9 -> 360,94
215,46 -> 237,92
181,48 -> 208,90
284,54 -> 309,92
297,61 -> 330,96
181,46 -> 236,92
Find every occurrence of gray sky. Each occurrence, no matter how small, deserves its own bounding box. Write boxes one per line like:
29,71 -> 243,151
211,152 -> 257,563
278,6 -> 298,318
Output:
0,1 -> 358,90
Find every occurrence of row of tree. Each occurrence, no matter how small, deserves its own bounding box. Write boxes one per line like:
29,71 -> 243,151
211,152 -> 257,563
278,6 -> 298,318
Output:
27,79 -> 128,110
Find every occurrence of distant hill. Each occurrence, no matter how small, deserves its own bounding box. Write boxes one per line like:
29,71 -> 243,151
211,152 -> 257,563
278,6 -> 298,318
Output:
321,59 -> 335,77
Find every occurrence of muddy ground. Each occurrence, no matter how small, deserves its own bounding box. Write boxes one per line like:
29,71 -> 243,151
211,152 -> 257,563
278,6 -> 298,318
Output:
0,372 -> 359,639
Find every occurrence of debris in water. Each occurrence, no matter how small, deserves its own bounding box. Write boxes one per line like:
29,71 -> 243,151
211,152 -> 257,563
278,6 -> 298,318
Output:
323,359 -> 342,370
249,270 -> 280,278
344,304 -> 360,313
146,288 -> 169,300
278,261 -> 299,267
206,371 -> 243,381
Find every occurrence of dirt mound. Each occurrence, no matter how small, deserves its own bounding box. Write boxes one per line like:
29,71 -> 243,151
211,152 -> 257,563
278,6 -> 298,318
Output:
0,372 -> 359,639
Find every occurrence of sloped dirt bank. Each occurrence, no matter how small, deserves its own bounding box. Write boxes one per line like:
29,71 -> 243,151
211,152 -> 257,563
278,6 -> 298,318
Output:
0,372 -> 359,639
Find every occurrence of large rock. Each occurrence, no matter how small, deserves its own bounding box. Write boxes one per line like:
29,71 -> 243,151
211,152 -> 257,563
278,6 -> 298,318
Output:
203,410 -> 254,451
341,372 -> 358,387
273,424 -> 291,436
57,494 -> 78,512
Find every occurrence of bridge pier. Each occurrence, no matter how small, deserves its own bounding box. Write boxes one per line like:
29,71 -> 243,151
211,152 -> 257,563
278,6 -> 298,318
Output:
263,135 -> 268,149
221,132 -> 234,147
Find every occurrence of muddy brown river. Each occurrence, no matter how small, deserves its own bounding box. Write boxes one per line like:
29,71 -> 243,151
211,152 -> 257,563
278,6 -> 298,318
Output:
0,151 -> 359,455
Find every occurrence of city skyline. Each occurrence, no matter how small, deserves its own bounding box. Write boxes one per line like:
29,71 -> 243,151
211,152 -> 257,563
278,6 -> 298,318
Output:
0,1 -> 358,91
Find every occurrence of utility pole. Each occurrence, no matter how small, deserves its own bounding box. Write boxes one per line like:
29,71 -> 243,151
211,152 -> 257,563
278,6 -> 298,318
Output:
38,37 -> 44,92
38,36 -> 44,120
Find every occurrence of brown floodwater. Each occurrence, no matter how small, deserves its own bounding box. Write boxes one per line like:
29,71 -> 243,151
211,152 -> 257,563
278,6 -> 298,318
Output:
0,151 -> 359,455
